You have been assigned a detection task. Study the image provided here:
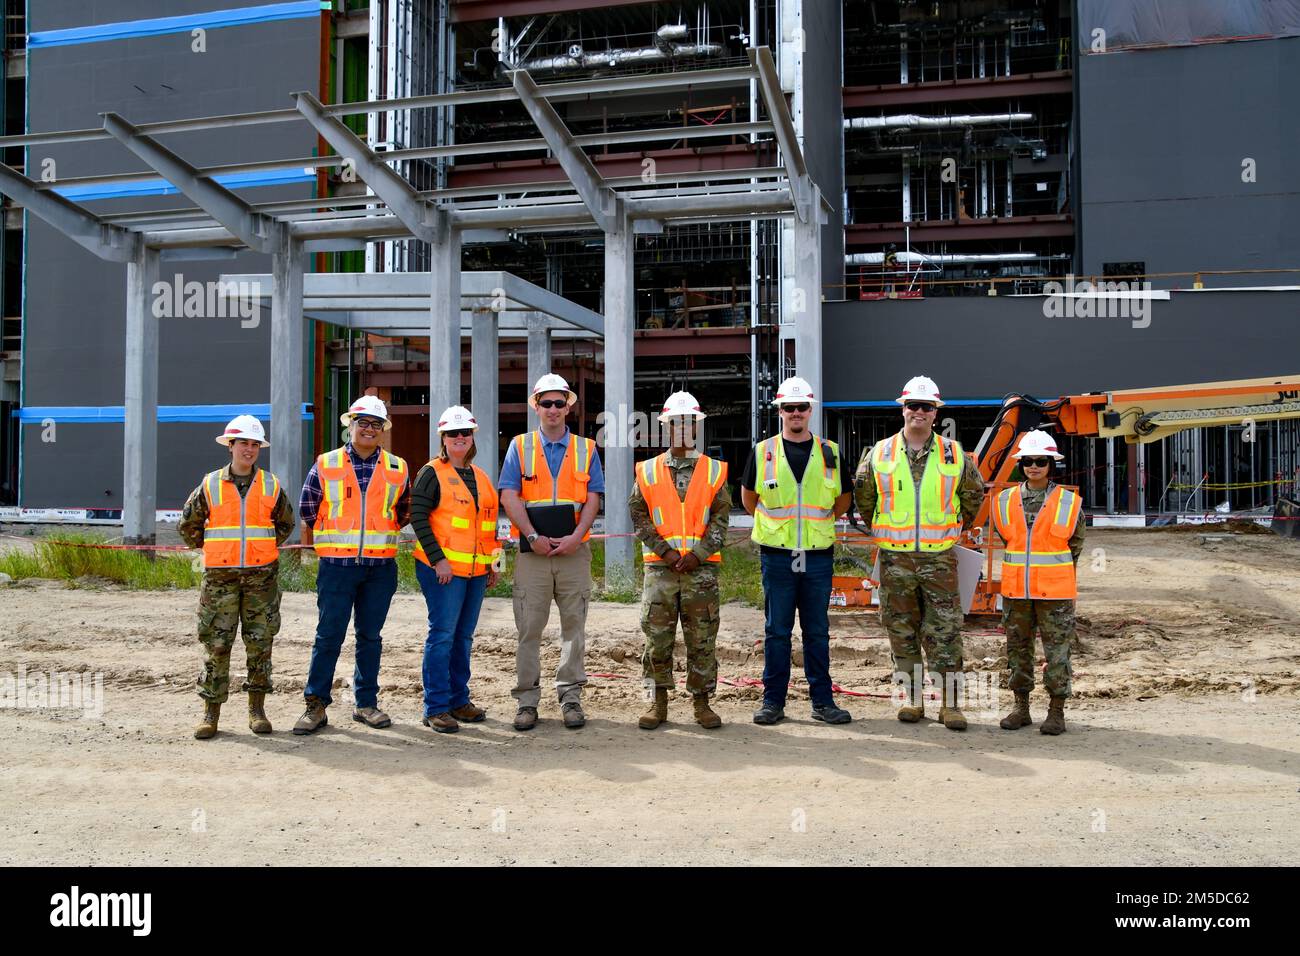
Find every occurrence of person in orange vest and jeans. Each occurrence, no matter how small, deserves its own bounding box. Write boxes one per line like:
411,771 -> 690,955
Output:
498,373 -> 604,731
178,415 -> 295,739
628,391 -> 731,730
294,396 -> 410,735
991,429 -> 1086,736
410,405 -> 503,734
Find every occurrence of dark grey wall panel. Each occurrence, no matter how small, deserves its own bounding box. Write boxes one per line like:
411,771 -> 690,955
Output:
824,290 -> 1300,404
801,0 -> 844,294
20,13 -> 321,508
31,1 -> 290,32
1078,38 -> 1300,283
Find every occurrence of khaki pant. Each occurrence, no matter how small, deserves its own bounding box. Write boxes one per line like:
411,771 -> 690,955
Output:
511,542 -> 592,708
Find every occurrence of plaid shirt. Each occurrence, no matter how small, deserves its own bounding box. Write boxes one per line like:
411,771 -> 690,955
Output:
299,443 -> 411,566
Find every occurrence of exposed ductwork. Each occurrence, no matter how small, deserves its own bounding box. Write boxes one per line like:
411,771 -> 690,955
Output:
845,251 -> 1067,266
845,112 -> 1034,130
519,25 -> 722,74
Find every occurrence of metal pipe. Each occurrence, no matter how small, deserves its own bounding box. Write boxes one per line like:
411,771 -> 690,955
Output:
844,112 -> 1034,130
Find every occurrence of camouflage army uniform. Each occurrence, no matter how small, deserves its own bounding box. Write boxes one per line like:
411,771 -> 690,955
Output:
853,436 -> 985,681
178,466 -> 295,704
627,451 -> 732,695
1000,482 -> 1086,698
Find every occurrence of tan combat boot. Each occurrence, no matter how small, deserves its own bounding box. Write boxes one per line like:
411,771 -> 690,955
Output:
1040,696 -> 1067,735
248,691 -> 272,734
999,691 -> 1032,730
938,671 -> 967,731
194,701 -> 221,740
693,694 -> 722,729
639,688 -> 669,729
896,681 -> 924,723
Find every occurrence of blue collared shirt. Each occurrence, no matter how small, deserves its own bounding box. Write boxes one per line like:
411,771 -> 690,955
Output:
497,426 -> 605,494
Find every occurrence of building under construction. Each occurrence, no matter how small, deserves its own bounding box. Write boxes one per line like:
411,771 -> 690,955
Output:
1,0 -> 1297,523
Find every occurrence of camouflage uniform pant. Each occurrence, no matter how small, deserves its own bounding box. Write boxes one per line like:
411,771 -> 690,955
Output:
640,563 -> 720,696
197,565 -> 282,703
878,549 -> 964,695
1002,597 -> 1074,698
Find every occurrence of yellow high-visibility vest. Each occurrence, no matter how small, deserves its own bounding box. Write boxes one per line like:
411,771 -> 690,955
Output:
750,435 -> 840,551
870,432 -> 964,553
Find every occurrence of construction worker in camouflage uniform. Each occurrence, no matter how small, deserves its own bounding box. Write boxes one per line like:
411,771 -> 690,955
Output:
179,415 -> 294,739
853,376 -> 984,730
990,429 -> 1085,736
628,391 -> 731,730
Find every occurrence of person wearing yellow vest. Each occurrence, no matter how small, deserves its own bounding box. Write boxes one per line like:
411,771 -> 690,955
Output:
409,405 -> 503,734
293,396 -> 410,735
498,373 -> 605,731
628,391 -> 732,730
991,429 -> 1085,736
178,415 -> 295,739
740,376 -> 854,727
852,375 -> 985,730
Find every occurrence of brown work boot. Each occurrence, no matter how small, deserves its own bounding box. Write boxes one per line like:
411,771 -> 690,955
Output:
513,706 -> 538,731
352,705 -> 392,728
938,672 -> 967,731
639,688 -> 669,730
423,712 -> 459,734
896,684 -> 925,723
562,701 -> 586,729
248,691 -> 272,734
194,701 -> 221,740
1040,696 -> 1067,735
292,697 -> 328,736
450,702 -> 486,723
1000,691 -> 1033,730
693,694 -> 722,730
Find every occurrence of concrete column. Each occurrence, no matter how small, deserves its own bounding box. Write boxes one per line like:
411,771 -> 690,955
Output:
270,232 -> 305,536
471,300 -> 500,483
428,214 -> 462,457
1128,441 -> 1146,516
603,219 -> 636,587
792,183 -> 824,435
525,312 -> 551,432
123,246 -> 160,546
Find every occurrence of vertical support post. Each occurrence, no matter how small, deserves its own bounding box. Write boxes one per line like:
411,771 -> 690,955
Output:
471,301 -> 500,483
1106,437 -> 1116,515
270,231 -> 305,534
123,246 -> 160,546
526,312 -> 552,431
792,183 -> 824,435
428,213 -> 461,457
1127,442 -> 1143,517
603,217 -> 636,587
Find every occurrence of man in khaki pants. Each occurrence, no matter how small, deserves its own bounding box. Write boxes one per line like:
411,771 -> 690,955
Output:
498,373 -> 604,730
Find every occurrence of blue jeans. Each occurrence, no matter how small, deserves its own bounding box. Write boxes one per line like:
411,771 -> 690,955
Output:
760,548 -> 834,708
416,562 -> 488,716
304,560 -> 398,708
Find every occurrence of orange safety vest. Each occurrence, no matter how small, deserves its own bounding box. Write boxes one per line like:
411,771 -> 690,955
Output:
508,430 -> 596,542
413,459 -> 502,577
635,453 -> 728,565
312,446 -> 408,560
201,467 -> 281,568
992,482 -> 1082,600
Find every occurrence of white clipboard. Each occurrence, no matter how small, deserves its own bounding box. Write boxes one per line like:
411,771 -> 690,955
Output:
870,545 -> 985,614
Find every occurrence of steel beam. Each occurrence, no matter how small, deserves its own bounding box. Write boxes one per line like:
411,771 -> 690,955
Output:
0,163 -> 139,262
791,184 -> 824,434
123,246 -> 160,545
270,231 -> 306,536
602,216 -> 636,586
471,301 -> 501,482
525,313 -> 551,432
428,214 -> 463,457
751,46 -> 812,221
101,111 -> 280,254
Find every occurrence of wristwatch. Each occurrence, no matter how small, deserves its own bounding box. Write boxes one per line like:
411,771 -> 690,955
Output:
526,532 -> 539,544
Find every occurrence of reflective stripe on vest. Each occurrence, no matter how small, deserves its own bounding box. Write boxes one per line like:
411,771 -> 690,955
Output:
510,430 -> 596,544
750,435 -> 839,551
992,483 -> 1080,600
637,453 -> 728,564
870,432 -> 963,553
201,468 -> 280,568
313,447 -> 407,559
413,459 -> 502,576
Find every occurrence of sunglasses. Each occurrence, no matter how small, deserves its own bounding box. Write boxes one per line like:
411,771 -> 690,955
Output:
443,428 -> 474,439
536,399 -> 567,410
354,418 -> 384,431
780,403 -> 811,413
904,402 -> 936,413
1020,457 -> 1053,468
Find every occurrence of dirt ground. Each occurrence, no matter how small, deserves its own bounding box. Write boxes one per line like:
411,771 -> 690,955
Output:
2,528 -> 1298,866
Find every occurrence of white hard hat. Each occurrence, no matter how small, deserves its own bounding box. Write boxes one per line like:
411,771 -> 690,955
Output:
437,405 -> 478,433
1012,429 -> 1064,460
529,373 -> 577,409
216,414 -> 269,447
340,395 -> 392,430
896,375 -> 944,407
771,376 -> 818,406
657,390 -> 706,423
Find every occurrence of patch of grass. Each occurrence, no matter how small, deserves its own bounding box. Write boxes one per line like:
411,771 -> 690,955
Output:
0,549 -> 44,581
4,533 -> 202,589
